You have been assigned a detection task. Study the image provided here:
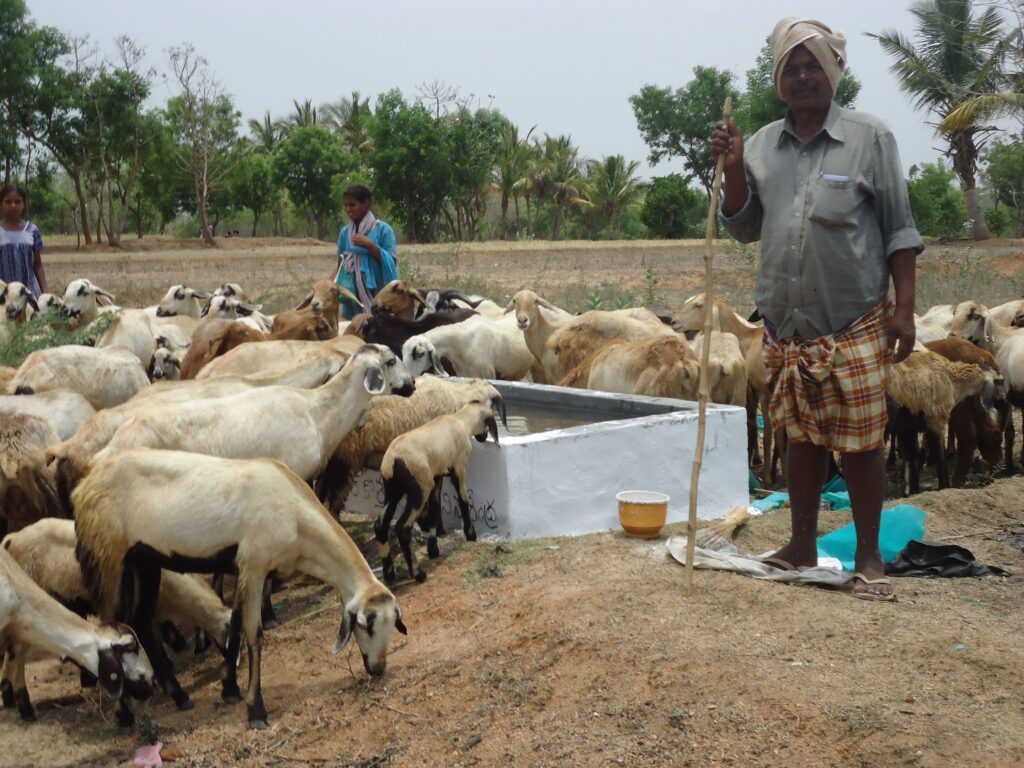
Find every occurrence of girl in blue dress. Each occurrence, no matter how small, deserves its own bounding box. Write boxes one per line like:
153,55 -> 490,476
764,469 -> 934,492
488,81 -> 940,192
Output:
333,185 -> 398,319
0,185 -> 47,296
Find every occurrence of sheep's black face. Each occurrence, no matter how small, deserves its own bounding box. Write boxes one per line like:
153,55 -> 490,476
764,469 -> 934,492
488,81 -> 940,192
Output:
155,307 -> 173,317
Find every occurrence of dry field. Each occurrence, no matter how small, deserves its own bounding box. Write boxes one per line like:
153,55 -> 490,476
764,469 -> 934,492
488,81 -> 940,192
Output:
2,237 -> 1024,768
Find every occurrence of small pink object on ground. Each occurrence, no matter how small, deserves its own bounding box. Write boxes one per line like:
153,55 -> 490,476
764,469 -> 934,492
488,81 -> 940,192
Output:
133,741 -> 163,768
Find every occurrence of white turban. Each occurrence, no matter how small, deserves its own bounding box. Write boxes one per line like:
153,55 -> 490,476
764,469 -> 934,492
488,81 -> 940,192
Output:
771,17 -> 847,98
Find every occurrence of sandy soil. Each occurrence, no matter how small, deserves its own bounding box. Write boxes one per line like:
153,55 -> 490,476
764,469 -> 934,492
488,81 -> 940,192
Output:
3,237 -> 1024,767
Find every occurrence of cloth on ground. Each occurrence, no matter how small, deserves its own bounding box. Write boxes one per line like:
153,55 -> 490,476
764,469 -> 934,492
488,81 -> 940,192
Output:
666,535 -> 852,589
816,504 -> 927,572
885,540 -> 1010,577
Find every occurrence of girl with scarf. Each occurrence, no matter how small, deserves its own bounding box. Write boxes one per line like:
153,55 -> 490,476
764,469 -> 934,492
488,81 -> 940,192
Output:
334,185 -> 398,319
0,185 -> 47,296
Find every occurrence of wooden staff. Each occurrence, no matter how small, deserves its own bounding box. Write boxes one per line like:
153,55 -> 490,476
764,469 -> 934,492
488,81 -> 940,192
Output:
685,96 -> 733,594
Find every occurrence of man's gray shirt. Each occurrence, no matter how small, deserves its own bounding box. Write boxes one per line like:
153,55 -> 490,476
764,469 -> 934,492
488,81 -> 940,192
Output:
720,102 -> 924,340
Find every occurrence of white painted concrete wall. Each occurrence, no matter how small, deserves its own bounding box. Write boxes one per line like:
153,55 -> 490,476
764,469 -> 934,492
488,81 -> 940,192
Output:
344,402 -> 748,541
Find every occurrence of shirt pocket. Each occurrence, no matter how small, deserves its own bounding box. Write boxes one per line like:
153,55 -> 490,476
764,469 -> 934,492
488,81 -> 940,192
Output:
809,179 -> 862,228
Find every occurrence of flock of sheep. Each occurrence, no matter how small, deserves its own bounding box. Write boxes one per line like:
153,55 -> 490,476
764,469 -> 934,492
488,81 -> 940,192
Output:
0,270 -> 1021,734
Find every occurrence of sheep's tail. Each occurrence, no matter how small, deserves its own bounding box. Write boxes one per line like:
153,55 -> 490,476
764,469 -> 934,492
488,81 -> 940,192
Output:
316,451 -> 356,516
14,385 -> 34,396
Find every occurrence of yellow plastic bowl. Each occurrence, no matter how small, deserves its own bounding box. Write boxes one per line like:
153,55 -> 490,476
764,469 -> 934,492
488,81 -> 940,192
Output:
616,490 -> 669,539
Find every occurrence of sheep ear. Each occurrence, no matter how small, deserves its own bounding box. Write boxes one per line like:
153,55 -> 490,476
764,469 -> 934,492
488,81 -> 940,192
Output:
411,289 -> 429,308
237,302 -> 263,316
536,296 -> 557,310
295,292 -> 314,310
431,353 -> 448,377
394,608 -> 408,636
95,288 -> 116,301
485,415 -> 499,445
337,286 -> 361,306
96,647 -> 125,698
333,610 -> 356,654
363,364 -> 386,395
503,300 -> 514,314
193,290 -> 212,300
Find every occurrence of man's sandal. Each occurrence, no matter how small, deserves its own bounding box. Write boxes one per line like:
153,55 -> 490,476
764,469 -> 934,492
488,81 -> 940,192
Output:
851,573 -> 897,602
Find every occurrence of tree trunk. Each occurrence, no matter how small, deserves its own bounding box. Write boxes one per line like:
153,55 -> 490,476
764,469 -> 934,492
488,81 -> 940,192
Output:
251,211 -> 261,237
962,186 -> 991,240
950,130 -> 991,241
71,173 -> 93,245
500,190 -> 510,239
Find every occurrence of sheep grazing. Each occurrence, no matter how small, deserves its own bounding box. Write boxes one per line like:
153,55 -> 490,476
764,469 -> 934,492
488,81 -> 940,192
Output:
378,402 -> 499,583
272,279 -> 358,338
95,345 -> 416,486
12,345 -> 150,410
61,278 -> 116,327
559,335 -> 700,400
886,350 -> 994,495
73,448 -> 407,728
0,545 -> 154,724
372,280 -> 429,321
3,519 -> 229,711
317,376 -> 506,515
0,282 -> 38,324
0,414 -> 63,535
508,290 -> 675,385
925,338 -> 1004,485
33,293 -> 64,319
156,284 -> 212,318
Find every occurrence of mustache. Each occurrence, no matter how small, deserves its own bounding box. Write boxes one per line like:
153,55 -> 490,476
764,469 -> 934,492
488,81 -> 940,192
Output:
792,84 -> 819,95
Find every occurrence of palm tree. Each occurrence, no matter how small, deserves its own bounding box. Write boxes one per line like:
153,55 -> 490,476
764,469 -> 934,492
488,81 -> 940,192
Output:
278,99 -> 319,136
543,135 -> 587,240
584,155 -> 644,238
247,111 -> 281,154
495,121 -> 533,239
323,91 -> 374,155
871,0 -> 1017,240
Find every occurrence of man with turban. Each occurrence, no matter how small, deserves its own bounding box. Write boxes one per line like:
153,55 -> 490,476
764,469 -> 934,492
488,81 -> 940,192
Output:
711,17 -> 923,601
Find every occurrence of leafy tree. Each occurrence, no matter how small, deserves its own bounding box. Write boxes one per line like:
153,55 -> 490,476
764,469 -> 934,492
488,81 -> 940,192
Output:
734,38 -> 862,135
584,155 -> 644,238
630,67 -> 739,198
907,160 -> 968,238
981,134 -> 1024,234
495,120 -> 533,239
166,44 -> 240,246
641,174 -> 706,239
273,125 -> 352,239
368,89 -> 451,242
443,107 -> 502,241
226,150 -> 277,235
247,110 -> 282,155
323,91 -> 373,155
871,0 -> 1017,240
281,99 -> 319,134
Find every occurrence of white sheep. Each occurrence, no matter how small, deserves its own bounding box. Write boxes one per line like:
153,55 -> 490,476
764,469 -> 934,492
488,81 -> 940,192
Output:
95,344 -> 416,485
0,282 -> 38,324
378,402 -> 499,584
33,292 -> 64,318
155,284 -> 212,318
402,313 -> 537,381
0,390 -> 96,441
691,331 -> 749,407
147,346 -> 182,381
976,317 -> 1024,473
196,335 -> 364,379
317,376 -> 506,515
11,345 -> 150,410
73,448 -> 407,729
2,519 -> 230,705
61,278 -> 117,327
96,309 -> 157,368
0,545 -> 154,724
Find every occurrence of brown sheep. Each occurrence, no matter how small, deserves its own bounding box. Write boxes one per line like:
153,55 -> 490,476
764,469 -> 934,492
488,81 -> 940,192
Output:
271,280 -> 359,338
180,319 -> 268,380
0,414 -> 63,535
925,338 -> 1005,484
371,280 -> 428,321
560,336 -> 700,401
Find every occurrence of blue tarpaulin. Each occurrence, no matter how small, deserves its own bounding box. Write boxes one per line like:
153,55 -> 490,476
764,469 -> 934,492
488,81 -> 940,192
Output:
816,505 -> 928,572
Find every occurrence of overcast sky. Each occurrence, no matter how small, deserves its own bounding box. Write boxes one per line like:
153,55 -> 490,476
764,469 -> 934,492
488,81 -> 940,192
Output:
26,0 -> 1010,178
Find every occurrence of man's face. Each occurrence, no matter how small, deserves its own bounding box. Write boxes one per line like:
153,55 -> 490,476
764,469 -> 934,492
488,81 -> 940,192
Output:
779,44 -> 834,112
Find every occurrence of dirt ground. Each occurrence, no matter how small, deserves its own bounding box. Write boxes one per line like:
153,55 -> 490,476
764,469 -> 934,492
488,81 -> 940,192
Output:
3,237 -> 1024,768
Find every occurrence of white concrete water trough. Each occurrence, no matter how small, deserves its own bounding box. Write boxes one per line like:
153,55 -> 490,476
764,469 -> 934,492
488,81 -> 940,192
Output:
344,380 -> 749,540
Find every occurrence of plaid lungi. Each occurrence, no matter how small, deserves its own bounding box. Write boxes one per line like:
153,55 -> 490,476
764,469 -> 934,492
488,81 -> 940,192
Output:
763,302 -> 892,453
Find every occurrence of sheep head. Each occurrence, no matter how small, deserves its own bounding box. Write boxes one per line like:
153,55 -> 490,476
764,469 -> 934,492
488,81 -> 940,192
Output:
371,280 -> 427,321
62,279 -> 115,321
333,588 -> 407,677
95,623 -> 154,700
147,347 -> 182,381
156,284 -> 210,317
0,282 -> 38,321
508,290 -> 557,331
672,293 -> 723,340
461,401 -> 500,446
354,344 -> 416,398
35,293 -> 64,318
401,335 -> 448,377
